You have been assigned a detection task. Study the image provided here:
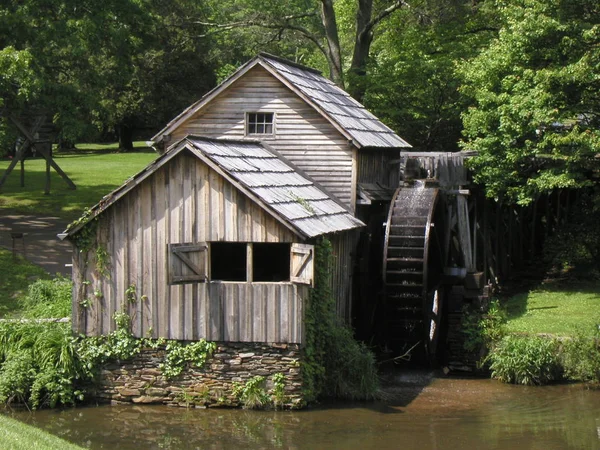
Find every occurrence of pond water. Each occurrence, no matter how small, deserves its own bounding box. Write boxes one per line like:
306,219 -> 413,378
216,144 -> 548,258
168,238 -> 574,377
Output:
5,371 -> 600,450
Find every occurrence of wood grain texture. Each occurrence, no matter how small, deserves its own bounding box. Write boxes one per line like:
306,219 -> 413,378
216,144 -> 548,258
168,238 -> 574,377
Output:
170,66 -> 355,207
71,152 -> 308,343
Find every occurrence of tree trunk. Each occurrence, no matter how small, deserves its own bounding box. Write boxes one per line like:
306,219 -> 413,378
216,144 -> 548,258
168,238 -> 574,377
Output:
320,0 -> 344,88
348,0 -> 375,102
117,124 -> 134,152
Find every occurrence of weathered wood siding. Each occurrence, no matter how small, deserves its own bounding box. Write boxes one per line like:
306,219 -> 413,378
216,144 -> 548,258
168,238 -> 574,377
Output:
72,151 -> 307,343
328,231 -> 360,323
357,149 -> 401,188
170,66 -> 355,208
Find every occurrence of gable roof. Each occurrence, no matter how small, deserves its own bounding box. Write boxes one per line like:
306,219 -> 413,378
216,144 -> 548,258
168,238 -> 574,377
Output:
151,53 -> 411,150
61,136 -> 364,241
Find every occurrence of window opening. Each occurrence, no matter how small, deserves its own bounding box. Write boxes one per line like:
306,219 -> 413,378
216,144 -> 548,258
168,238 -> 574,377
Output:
247,112 -> 274,135
252,243 -> 290,282
210,242 -> 247,281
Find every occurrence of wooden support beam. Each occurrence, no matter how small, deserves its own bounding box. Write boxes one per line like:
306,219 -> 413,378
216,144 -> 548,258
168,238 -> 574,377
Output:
8,115 -> 76,191
456,194 -> 474,271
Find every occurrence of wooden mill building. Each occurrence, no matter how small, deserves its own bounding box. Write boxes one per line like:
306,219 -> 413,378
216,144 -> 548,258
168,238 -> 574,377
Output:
62,53 -> 409,347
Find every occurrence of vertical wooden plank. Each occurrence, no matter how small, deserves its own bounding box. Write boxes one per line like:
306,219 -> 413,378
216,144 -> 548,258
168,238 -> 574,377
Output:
196,284 -> 206,339
170,157 -> 184,339
266,285 -> 279,342
253,284 -> 265,342
182,155 -> 194,341
280,284 -> 289,343
224,284 -> 239,341
141,181 -> 154,337
71,249 -> 83,334
113,203 -> 127,332
208,282 -> 223,341
237,194 -> 250,242
155,165 -> 168,338
102,213 -> 115,335
457,195 -> 473,271
241,284 -> 253,342
128,191 -> 143,338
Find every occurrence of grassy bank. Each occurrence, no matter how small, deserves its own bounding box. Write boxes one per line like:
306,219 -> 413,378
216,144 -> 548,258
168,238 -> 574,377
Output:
0,414 -> 84,450
504,282 -> 600,338
0,144 -> 156,221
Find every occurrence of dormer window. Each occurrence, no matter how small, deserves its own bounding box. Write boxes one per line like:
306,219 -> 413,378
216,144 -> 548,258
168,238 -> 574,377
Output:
246,112 -> 274,135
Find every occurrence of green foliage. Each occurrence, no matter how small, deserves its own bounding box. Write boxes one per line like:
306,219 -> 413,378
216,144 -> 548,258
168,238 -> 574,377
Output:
560,327 -> 600,383
271,372 -> 287,409
0,322 -> 86,408
367,0 -> 497,152
460,0 -> 600,204
487,335 -> 562,385
544,190 -> 600,279
462,300 -> 507,353
232,376 -> 270,410
0,249 -> 49,318
302,238 -> 379,402
159,340 -> 217,379
19,277 -> 72,319
125,284 -> 137,304
77,312 -> 142,366
95,246 -> 110,278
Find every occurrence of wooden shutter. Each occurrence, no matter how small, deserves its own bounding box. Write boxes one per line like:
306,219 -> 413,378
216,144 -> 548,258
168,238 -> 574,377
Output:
290,243 -> 314,286
168,243 -> 208,284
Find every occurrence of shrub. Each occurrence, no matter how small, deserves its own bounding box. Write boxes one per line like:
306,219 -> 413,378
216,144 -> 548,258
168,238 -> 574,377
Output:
0,321 -> 86,408
232,376 -> 270,409
20,276 -> 72,318
462,299 -> 506,353
303,238 -> 380,402
487,335 -> 562,385
560,328 -> 600,383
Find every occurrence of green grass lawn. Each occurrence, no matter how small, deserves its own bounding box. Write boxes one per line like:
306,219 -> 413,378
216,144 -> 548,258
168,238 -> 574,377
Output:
504,282 -> 600,338
0,143 -> 157,221
0,414 -> 84,450
0,249 -> 49,318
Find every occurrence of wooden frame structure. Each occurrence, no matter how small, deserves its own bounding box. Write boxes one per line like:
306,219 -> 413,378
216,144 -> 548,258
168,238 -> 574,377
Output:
0,114 -> 76,194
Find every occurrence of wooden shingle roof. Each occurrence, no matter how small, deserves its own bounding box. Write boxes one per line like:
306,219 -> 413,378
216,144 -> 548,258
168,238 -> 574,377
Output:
260,54 -> 410,148
151,53 -> 410,150
62,137 -> 364,240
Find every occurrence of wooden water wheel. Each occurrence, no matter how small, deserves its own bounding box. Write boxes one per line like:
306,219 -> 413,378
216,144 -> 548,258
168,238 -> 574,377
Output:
382,184 -> 444,362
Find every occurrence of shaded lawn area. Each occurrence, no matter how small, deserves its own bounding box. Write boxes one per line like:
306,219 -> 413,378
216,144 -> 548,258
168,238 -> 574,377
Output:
0,249 -> 49,318
0,414 -> 84,450
0,145 -> 157,221
504,281 -> 600,338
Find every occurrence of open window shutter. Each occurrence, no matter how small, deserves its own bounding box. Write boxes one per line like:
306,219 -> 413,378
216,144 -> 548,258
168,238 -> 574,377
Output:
168,243 -> 208,284
290,243 -> 314,286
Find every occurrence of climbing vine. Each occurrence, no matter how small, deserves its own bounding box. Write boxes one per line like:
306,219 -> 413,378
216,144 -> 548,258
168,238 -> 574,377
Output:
67,208 -> 112,310
302,238 -> 379,402
159,340 -> 217,379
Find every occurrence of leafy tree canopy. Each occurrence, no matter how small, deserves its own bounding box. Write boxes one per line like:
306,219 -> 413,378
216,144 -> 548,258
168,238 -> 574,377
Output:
461,0 -> 600,204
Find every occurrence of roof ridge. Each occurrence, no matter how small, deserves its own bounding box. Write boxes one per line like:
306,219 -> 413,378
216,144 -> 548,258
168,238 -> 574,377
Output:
258,52 -> 323,76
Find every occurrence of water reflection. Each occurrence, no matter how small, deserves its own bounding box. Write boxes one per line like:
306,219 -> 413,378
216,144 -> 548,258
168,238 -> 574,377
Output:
5,373 -> 600,450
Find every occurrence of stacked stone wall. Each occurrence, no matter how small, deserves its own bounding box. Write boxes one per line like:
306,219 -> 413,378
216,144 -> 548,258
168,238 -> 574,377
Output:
96,342 -> 304,408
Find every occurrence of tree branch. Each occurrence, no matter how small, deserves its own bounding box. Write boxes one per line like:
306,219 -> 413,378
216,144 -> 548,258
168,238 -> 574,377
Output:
363,0 -> 409,37
184,12 -> 328,65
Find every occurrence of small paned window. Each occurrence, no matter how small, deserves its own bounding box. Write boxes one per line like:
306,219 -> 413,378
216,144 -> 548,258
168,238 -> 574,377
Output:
247,112 -> 274,135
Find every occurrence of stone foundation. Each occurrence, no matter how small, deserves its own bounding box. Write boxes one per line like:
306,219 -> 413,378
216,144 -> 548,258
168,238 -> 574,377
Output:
97,342 -> 304,408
